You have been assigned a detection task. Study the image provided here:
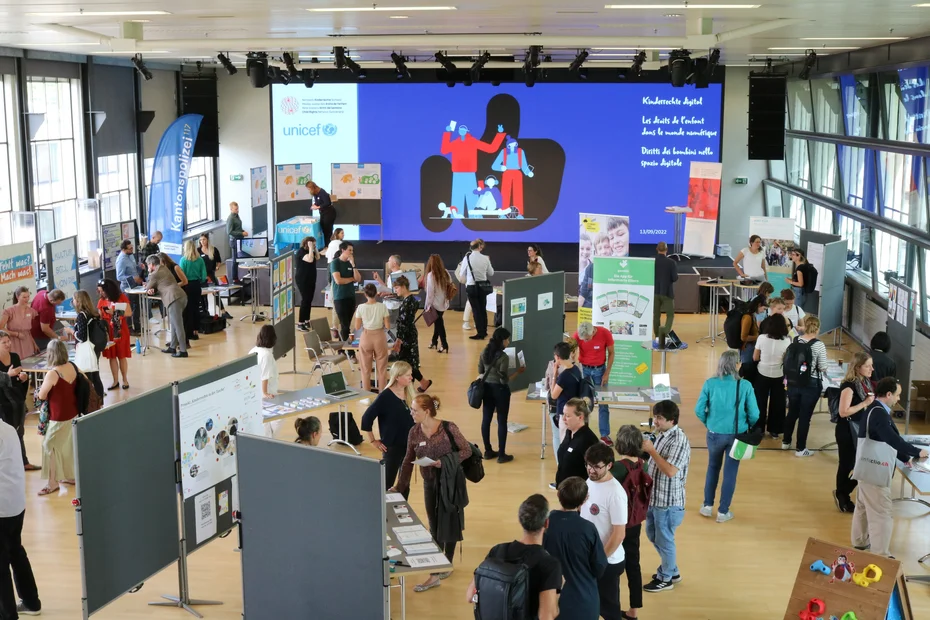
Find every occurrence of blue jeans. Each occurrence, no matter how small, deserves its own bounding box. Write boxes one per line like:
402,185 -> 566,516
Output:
583,365 -> 610,437
792,286 -> 807,309
739,343 -> 755,364
645,506 -> 685,582
451,172 -> 478,214
704,432 -> 741,514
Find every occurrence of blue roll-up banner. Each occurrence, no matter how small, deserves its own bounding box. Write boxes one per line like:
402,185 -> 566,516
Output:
147,114 -> 203,258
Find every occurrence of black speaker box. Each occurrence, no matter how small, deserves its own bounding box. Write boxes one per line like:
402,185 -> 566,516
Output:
180,77 -> 219,158
748,74 -> 788,161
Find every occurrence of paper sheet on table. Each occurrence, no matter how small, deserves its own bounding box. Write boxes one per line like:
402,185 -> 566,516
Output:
207,294 -> 217,316
413,456 -> 436,467
385,492 -> 405,503
403,542 -> 441,555
404,553 -> 452,569
387,546 -> 403,558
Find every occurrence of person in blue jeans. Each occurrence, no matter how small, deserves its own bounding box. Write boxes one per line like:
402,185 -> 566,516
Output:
642,401 -> 691,594
695,350 -> 760,524
573,322 -> 615,444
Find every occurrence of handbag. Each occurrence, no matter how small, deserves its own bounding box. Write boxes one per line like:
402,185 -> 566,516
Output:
74,340 -> 99,373
729,379 -> 764,461
852,407 -> 898,488
443,421 -> 484,484
468,351 -> 503,409
421,307 -> 439,327
466,253 -> 494,296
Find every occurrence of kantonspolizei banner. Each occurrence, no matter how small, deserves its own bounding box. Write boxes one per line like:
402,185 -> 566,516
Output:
592,256 -> 654,386
148,114 -> 203,258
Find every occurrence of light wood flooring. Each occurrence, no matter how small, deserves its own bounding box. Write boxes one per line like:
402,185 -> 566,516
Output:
16,305 -> 930,619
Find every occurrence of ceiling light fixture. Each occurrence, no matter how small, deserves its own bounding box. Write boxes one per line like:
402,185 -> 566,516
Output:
604,4 -> 761,8
470,51 -> 490,81
434,51 -> 457,73
389,15 -> 409,18
131,54 -> 152,81
798,50 -> 817,80
301,69 -> 318,88
799,37 -> 906,41
307,6 -> 456,12
217,53 -> 238,75
668,48 -> 692,87
246,52 -> 269,88
630,50 -> 647,77
26,10 -> 171,16
568,49 -> 589,73
524,45 -> 541,87
19,42 -> 99,47
391,52 -> 410,79
594,47 -> 674,51
94,50 -> 171,54
282,52 -> 299,78
334,46 -> 366,79
768,46 -> 858,50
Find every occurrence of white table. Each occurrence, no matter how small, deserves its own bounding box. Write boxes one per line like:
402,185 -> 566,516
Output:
895,438 -> 930,585
263,384 -> 369,455
664,206 -> 692,260
238,263 -> 270,323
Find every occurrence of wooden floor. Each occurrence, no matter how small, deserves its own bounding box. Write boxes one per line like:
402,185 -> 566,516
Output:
17,305 -> 930,619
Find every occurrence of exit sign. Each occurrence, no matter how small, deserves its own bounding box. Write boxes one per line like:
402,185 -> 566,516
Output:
230,174 -> 244,181
734,177 -> 748,185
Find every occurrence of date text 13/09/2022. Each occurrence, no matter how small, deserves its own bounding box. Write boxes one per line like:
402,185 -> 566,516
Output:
639,229 -> 668,236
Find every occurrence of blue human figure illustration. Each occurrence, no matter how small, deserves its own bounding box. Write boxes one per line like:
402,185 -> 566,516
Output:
440,121 -> 506,216
491,135 -> 534,217
472,176 -> 503,216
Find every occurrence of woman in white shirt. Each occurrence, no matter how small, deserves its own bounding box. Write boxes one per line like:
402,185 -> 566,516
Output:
753,314 -> 791,439
527,244 -> 549,274
249,325 -> 279,399
354,283 -> 391,392
325,228 -> 345,261
424,254 -> 453,353
733,235 -> 767,281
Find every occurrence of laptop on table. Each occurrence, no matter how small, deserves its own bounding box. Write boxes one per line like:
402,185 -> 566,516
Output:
322,371 -> 356,399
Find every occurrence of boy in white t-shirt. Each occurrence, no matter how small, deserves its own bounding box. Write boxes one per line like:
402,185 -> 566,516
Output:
581,442 -> 628,619
781,289 -> 806,335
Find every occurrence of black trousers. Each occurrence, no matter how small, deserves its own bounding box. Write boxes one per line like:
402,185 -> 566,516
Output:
623,524 -> 643,610
126,292 -> 141,334
481,383 -> 511,454
423,479 -> 456,564
384,443 -> 406,491
228,237 -> 240,281
296,272 -> 317,324
0,511 -> 40,618
183,280 -> 202,339
835,418 -> 859,501
784,385 -> 821,451
597,560 -> 627,620
320,212 -> 336,247
87,370 -> 104,399
430,310 -> 448,349
753,374 -> 786,435
333,298 -> 356,342
0,401 -> 28,466
465,285 -> 489,337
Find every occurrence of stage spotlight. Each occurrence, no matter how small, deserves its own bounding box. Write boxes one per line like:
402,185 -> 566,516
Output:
691,58 -> 709,88
334,46 -> 347,70
246,52 -> 268,88
523,45 -> 541,87
630,51 -> 646,77
282,52 -> 299,79
300,68 -> 317,88
391,52 -> 410,79
798,50 -> 817,80
334,46 -> 365,78
707,48 -> 721,75
217,53 -> 237,75
668,48 -> 692,87
131,54 -> 152,81
470,51 -> 490,81
568,50 -> 589,73
435,51 -> 457,73
491,80 -> 501,86
446,80 -> 455,87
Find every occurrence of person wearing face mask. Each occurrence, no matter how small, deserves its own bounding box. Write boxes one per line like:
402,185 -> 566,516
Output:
607,217 -> 630,258
733,235 -> 767,282
491,135 -> 535,218
441,120 -> 506,217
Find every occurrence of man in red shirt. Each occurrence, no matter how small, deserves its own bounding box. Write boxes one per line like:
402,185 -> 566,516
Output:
573,322 -> 615,445
31,289 -> 70,351
440,120 -> 506,217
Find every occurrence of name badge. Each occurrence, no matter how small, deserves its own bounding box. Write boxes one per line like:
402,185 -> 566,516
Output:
567,447 -> 574,453
593,345 -> 601,350
418,441 -> 427,447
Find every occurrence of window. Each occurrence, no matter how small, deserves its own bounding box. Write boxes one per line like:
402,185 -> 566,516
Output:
98,153 -> 137,224
144,156 -> 216,229
26,76 -> 92,259
0,74 -> 22,247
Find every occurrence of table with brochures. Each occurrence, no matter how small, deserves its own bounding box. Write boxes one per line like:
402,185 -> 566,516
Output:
896,435 -> 930,585
262,384 -> 369,454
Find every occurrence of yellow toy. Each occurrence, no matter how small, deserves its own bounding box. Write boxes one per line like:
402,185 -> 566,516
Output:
851,564 -> 882,587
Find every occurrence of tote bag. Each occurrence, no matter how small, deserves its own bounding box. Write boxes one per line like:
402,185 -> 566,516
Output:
74,341 -> 99,373
851,408 -> 898,488
729,379 -> 763,461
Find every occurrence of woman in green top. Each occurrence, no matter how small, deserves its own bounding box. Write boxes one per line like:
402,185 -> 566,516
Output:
180,240 -> 208,342
478,327 -> 525,463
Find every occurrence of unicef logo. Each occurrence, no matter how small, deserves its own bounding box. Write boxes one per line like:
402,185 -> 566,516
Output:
323,123 -> 338,136
280,97 -> 299,115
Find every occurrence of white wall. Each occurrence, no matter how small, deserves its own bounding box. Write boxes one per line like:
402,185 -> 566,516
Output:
140,69 -> 178,160
217,71 -> 271,233
717,66 -> 768,251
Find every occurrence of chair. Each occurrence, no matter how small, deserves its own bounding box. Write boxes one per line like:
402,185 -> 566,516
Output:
303,331 -> 347,375
310,317 -> 345,353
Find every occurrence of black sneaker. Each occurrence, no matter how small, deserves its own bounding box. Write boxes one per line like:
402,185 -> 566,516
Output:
841,499 -> 856,514
161,347 -> 176,354
651,573 -> 682,584
297,323 -> 310,332
497,454 -> 514,464
833,490 -> 844,512
483,449 -> 499,460
172,351 -> 189,358
643,578 -> 674,593
16,601 -> 41,616
548,482 -> 557,491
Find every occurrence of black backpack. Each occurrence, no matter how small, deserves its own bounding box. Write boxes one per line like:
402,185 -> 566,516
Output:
724,309 -> 746,350
578,373 -> 598,411
474,549 -> 531,620
327,411 -> 363,445
784,337 -> 820,388
801,263 -> 818,294
85,314 -> 109,357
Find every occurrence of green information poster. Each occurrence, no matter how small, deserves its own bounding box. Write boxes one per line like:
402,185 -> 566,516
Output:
592,257 -> 655,387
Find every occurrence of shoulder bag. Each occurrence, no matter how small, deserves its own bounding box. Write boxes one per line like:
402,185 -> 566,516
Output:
852,406 -> 897,488
466,253 -> 494,296
468,351 -> 503,409
443,421 -> 484,483
729,379 -> 764,460
74,312 -> 99,373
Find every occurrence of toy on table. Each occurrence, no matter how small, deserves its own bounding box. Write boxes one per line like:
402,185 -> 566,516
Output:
852,564 -> 882,587
799,598 -> 826,620
810,559 -> 831,575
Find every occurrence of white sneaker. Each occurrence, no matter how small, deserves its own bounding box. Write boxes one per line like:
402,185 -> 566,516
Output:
781,443 -> 791,451
795,449 -> 814,458
699,505 -> 713,518
463,323 -> 472,330
149,317 -> 161,325
716,511 -> 734,523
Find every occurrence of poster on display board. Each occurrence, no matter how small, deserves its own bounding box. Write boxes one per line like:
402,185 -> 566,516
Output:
275,164 -> 313,202
747,216 -> 799,294
251,166 -> 268,208
179,364 -> 263,500
101,220 -> 138,272
578,213 -> 631,324
45,237 -> 79,312
592,257 -> 654,386
682,161 -> 722,257
0,242 -> 36,310
331,163 -> 382,200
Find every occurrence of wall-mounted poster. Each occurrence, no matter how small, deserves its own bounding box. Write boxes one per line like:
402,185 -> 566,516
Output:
0,242 -> 35,310
331,163 -> 382,200
276,164 -> 313,202
251,166 -> 268,208
578,213 -> 631,324
46,237 -> 79,312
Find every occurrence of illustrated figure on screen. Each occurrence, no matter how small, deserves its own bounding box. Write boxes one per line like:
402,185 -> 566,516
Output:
437,202 -> 464,219
491,135 -> 534,218
607,217 -> 630,257
440,120 -> 506,217
472,176 -> 503,215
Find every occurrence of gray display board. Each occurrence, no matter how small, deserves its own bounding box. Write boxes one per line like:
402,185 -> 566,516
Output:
237,435 -> 388,619
502,272 -> 565,393
885,278 -> 917,413
74,386 -> 180,617
798,230 -> 842,315
176,355 -> 258,553
101,219 -> 138,273
270,250 -> 296,361
813,240 -> 847,335
45,235 -> 80,311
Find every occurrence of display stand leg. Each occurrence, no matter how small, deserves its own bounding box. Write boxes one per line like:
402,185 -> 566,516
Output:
281,346 -> 313,377
150,540 -> 223,618
327,402 -> 361,455
540,403 -> 547,460
697,288 -> 719,345
893,483 -> 930,509
669,213 -> 691,261
828,328 -> 851,354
